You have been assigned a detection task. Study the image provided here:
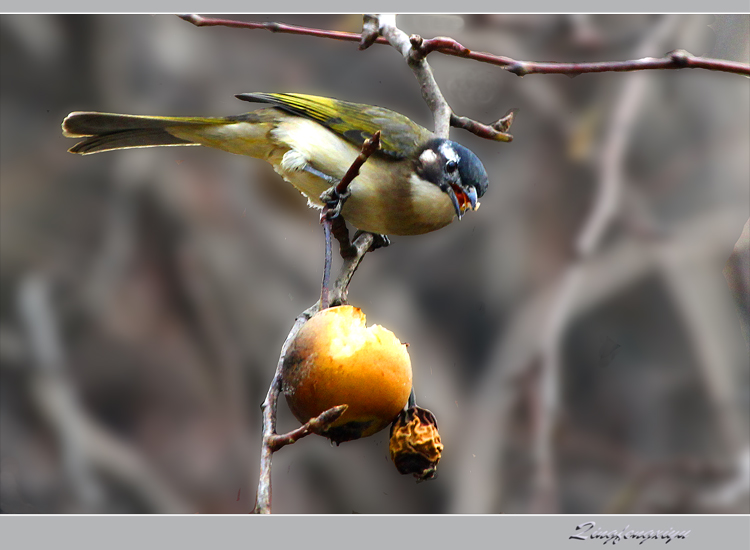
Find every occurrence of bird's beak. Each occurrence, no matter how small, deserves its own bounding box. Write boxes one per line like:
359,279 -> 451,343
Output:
448,184 -> 480,220
465,186 -> 478,211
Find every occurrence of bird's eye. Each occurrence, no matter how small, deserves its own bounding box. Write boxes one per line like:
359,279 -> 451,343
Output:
446,160 -> 458,173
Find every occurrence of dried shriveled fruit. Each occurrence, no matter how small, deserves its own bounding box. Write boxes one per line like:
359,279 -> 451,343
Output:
389,406 -> 443,481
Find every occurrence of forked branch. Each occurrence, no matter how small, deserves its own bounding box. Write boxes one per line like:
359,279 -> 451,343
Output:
252,136 -> 380,514
179,14 -> 750,78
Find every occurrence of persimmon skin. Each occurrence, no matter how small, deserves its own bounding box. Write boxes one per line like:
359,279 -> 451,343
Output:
282,306 -> 413,443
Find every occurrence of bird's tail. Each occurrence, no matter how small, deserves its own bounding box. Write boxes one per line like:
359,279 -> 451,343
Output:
62,112 -> 269,156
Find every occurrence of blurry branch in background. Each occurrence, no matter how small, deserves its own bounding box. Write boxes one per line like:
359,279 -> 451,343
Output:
659,227 -> 750,458
723,219 -> 750,349
179,14 -> 750,78
451,207 -> 748,513
452,14 -> 750,513
699,446 -> 750,511
530,13 -> 685,513
549,420 -> 743,513
177,245 -> 257,478
17,275 -> 190,513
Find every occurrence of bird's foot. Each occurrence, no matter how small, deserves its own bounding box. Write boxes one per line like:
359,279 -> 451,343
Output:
320,185 -> 352,219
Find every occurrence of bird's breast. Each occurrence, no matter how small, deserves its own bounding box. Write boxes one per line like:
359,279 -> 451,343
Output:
271,119 -> 456,235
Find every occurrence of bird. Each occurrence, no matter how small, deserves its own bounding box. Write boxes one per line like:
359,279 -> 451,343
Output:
62,93 -> 489,236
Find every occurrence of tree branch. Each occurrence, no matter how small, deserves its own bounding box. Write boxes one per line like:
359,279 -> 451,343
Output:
178,13 -> 388,44
251,230 -> 375,514
179,14 -> 750,78
334,131 -> 381,198
179,14 -> 516,142
373,15 -> 452,137
252,135 -> 381,514
320,131 -> 380,308
268,404 -> 348,452
500,49 -> 750,78
253,305 -> 318,514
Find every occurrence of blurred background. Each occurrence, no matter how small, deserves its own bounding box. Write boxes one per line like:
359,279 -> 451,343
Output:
0,14 -> 748,514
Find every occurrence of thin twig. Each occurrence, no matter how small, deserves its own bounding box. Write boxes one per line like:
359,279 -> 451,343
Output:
268,404 -> 348,451
334,131 -> 381,197
178,14 -> 390,45
331,215 -> 355,259
320,131 -> 381,308
327,232 -> 375,308
450,110 -> 516,143
179,14 -> 750,78
253,304 -> 318,514
501,49 -> 750,77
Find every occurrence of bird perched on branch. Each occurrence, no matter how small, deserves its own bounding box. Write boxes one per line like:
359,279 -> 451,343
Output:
62,93 -> 488,236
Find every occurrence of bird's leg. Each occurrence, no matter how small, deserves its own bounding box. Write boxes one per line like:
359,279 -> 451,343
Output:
302,164 -> 351,219
303,164 -> 338,186
296,162 -> 350,219
304,163 -> 358,258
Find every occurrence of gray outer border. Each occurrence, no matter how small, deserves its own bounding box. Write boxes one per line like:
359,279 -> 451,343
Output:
1,2 -> 749,13
1,515 -> 749,549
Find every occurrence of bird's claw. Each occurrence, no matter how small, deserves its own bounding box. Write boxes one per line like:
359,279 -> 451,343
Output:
320,185 -> 351,219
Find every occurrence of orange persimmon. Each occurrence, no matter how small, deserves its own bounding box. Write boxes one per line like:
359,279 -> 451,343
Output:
282,305 -> 412,443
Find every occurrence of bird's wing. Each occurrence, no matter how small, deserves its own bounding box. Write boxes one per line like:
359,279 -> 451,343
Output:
236,93 -> 434,159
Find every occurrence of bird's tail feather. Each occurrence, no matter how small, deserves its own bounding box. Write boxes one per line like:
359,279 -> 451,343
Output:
62,112 -> 250,155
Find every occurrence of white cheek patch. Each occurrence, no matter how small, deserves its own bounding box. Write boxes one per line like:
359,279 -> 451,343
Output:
419,149 -> 438,165
439,142 -> 460,164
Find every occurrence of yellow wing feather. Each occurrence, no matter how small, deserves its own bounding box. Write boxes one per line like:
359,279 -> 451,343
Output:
236,93 -> 433,158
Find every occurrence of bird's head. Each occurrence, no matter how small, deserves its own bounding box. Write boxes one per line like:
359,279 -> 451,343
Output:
414,138 -> 489,220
